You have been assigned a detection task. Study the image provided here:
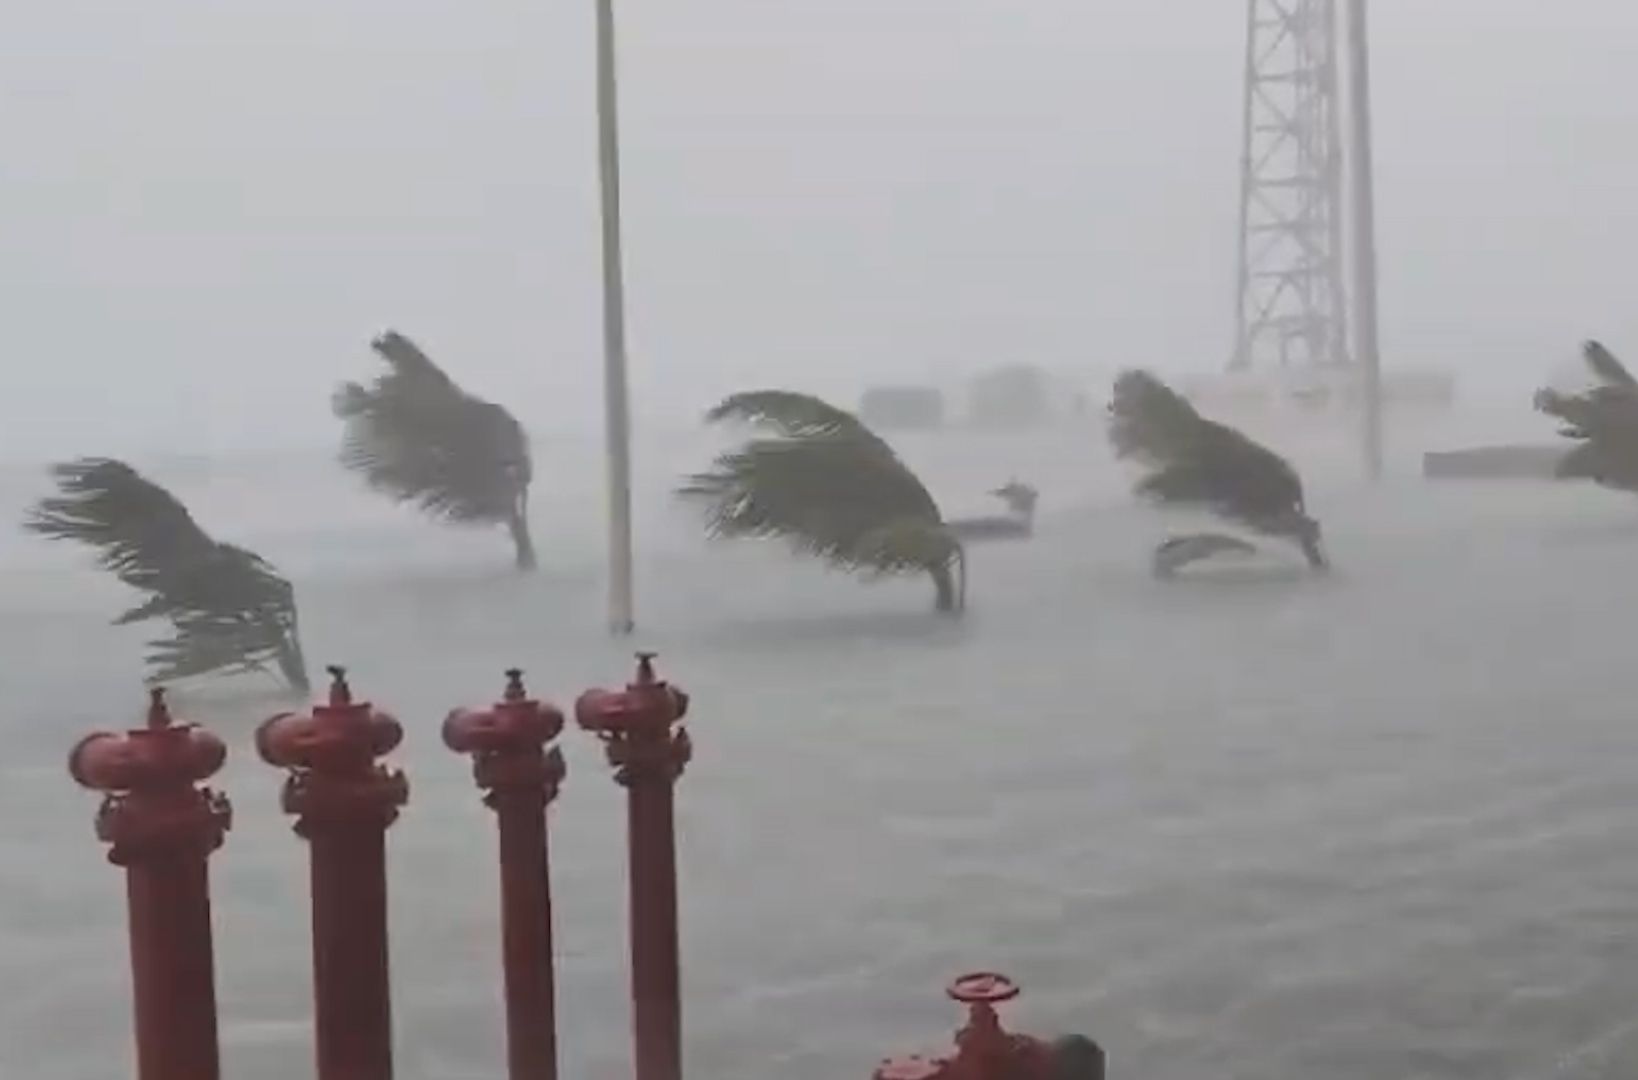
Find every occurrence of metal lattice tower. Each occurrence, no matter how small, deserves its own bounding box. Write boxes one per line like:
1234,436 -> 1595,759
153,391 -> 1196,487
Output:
1230,0 -> 1349,372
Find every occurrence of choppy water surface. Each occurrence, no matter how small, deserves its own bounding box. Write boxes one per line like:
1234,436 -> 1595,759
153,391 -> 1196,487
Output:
3,409 -> 1636,1080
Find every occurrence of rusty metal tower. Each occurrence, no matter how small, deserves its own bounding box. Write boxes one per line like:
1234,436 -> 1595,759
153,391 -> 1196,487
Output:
1230,0 -> 1350,373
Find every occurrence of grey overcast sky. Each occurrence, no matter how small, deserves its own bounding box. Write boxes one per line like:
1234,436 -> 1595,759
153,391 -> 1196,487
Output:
2,1 -> 1634,459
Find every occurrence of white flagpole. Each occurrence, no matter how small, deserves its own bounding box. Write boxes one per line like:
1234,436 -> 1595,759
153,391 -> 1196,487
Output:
595,0 -> 635,633
1346,0 -> 1383,480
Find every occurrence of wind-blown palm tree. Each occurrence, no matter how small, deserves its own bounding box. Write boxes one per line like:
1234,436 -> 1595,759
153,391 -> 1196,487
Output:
1108,369 -> 1327,576
1533,340 -> 1638,491
24,458 -> 309,692
679,390 -> 967,611
334,330 -> 537,569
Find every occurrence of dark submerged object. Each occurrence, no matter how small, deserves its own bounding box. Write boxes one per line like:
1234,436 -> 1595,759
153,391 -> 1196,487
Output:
1108,369 -> 1327,573
946,481 -> 1039,541
1151,532 -> 1259,578
1047,1034 -> 1107,1080
24,458 -> 309,692
1533,340 -> 1638,491
334,330 -> 537,569
679,390 -> 967,612
1422,444 -> 1564,481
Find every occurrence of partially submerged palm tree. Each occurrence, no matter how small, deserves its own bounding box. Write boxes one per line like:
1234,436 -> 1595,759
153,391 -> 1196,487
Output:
1533,340 -> 1638,491
1108,369 -> 1326,576
679,390 -> 966,611
334,330 -> 536,569
24,458 -> 309,692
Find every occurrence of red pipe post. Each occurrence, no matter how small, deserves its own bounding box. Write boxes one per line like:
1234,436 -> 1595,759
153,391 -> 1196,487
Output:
68,687 -> 231,1080
576,652 -> 691,1080
257,665 -> 408,1080
443,668 -> 566,1080
872,974 -> 1072,1080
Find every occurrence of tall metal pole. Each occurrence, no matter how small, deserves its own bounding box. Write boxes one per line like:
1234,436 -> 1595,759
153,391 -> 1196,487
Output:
596,0 -> 636,633
1231,0 -> 1350,375
1229,0 -> 1257,372
1320,0 -> 1351,370
1346,0 -> 1383,479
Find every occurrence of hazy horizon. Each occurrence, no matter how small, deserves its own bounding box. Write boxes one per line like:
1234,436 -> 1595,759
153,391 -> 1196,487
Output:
5,0 -> 1636,462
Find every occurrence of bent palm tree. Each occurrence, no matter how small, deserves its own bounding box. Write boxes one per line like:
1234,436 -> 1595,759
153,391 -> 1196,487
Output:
334,330 -> 537,569
1108,369 -> 1326,575
1533,340 -> 1638,491
24,458 -> 309,692
679,390 -> 966,611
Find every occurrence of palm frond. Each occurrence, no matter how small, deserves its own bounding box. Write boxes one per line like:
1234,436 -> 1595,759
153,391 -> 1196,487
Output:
1534,340 -> 1638,490
1108,370 -> 1325,567
335,330 -> 536,567
1108,370 -> 1206,465
23,457 -> 309,692
705,390 -> 880,443
680,391 -> 964,610
143,610 -> 299,685
1584,340 -> 1636,390
25,458 -> 217,592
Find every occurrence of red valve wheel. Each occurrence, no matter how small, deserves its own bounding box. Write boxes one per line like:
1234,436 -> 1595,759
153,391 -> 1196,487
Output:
947,972 -> 1020,1005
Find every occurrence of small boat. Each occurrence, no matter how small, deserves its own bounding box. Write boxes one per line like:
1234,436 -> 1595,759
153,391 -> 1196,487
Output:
946,481 -> 1038,542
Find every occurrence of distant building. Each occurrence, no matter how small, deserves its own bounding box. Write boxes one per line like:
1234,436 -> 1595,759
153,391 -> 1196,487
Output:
1423,445 -> 1563,480
858,385 -> 945,431
966,364 -> 1052,429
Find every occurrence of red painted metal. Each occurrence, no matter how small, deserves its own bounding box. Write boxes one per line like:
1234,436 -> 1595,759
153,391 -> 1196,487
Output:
872,974 -> 1058,1080
576,652 -> 691,1080
444,668 -> 566,1080
68,687 -> 231,1080
258,665 -> 408,1080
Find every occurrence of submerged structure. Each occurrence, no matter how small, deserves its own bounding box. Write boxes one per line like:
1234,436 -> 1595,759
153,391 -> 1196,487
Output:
946,482 -> 1040,542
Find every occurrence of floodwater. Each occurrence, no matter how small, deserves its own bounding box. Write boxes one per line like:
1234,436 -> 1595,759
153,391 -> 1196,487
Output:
2,403 -> 1636,1080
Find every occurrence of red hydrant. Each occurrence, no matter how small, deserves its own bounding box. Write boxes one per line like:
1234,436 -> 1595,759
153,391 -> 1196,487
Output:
873,974 -> 1105,1080
444,668 -> 566,1080
576,652 -> 691,1080
257,665 -> 408,1080
68,687 -> 231,1080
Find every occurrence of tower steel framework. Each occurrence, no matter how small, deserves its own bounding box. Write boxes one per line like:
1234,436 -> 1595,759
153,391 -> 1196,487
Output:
1231,0 -> 1350,372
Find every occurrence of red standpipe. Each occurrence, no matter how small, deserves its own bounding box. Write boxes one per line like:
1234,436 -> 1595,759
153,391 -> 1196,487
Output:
443,668 -> 566,1080
576,652 -> 691,1080
257,665 -> 408,1080
68,687 -> 232,1080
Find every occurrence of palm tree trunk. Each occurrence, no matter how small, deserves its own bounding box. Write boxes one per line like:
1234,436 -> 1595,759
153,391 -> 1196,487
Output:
1300,533 -> 1328,571
275,611 -> 310,695
508,508 -> 538,571
931,562 -> 958,612
277,636 -> 311,696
